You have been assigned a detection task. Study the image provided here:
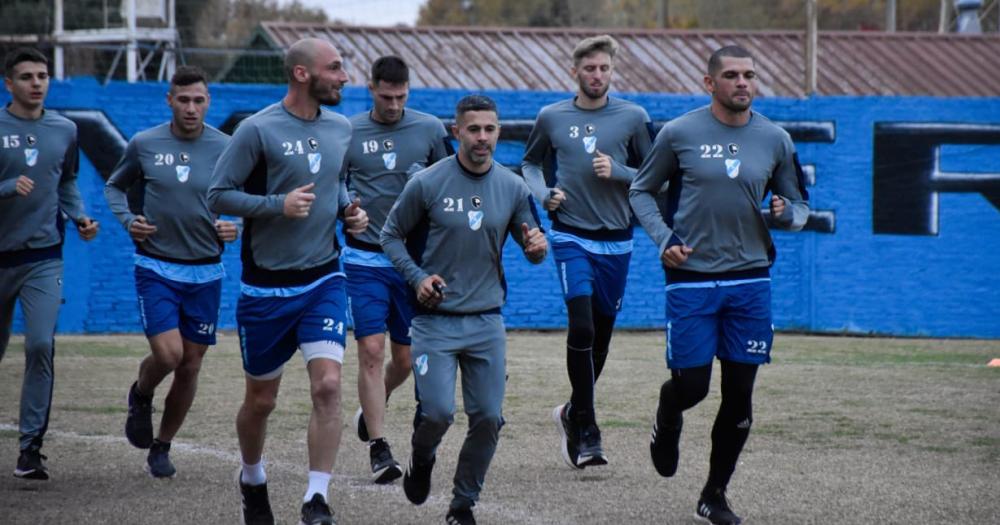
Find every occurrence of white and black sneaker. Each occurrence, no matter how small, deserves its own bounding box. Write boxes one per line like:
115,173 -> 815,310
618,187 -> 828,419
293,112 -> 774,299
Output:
300,493 -> 336,525
369,438 -> 403,484
445,506 -> 476,525
236,467 -> 274,525
650,405 -> 682,477
13,447 -> 48,480
576,421 -> 608,468
353,407 -> 370,443
402,454 -> 435,505
695,488 -> 743,525
552,403 -> 583,470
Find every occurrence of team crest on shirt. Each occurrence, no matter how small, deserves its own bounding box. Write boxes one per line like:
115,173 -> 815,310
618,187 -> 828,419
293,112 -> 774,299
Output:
725,158 -> 741,179
585,124 -> 596,135
25,134 -> 37,146
308,137 -> 319,150
179,152 -> 190,164
24,148 -> 38,167
471,196 -> 482,209
382,152 -> 397,170
308,153 -> 322,174
728,143 -> 739,156
468,210 -> 484,231
175,165 -> 190,183
383,139 -> 394,151
583,136 -> 597,154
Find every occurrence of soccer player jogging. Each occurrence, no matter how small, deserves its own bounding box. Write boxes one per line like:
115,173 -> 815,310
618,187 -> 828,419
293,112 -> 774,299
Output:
0,47 -> 100,481
381,95 -> 547,525
629,45 -> 809,525
341,56 -> 452,484
104,65 -> 236,478
521,35 -> 652,469
208,38 -> 368,525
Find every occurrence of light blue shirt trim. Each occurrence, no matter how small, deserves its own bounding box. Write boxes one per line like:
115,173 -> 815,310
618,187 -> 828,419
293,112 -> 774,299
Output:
342,246 -> 395,268
550,230 -> 633,255
134,254 -> 225,284
665,277 -> 771,292
240,272 -> 345,298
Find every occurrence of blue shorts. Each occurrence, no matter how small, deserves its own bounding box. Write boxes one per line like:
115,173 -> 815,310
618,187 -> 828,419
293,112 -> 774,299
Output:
552,241 -> 630,316
134,266 -> 221,345
664,279 -> 773,369
345,263 -> 413,345
236,275 -> 349,378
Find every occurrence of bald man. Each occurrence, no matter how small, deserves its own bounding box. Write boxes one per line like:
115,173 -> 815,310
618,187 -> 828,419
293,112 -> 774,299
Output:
209,38 -> 367,525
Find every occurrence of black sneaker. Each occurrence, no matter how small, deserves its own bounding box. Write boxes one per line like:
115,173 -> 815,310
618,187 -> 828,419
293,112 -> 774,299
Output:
445,506 -> 476,525
146,440 -> 176,478
695,488 -> 743,525
353,407 -> 370,443
577,421 -> 608,468
402,454 -> 435,505
125,381 -> 154,449
552,403 -> 583,470
650,404 -> 682,477
300,493 -> 336,525
369,438 -> 403,484
236,468 -> 275,525
13,447 -> 48,480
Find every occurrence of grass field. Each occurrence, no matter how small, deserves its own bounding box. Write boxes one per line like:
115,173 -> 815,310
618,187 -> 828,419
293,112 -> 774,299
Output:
1,332 -> 998,524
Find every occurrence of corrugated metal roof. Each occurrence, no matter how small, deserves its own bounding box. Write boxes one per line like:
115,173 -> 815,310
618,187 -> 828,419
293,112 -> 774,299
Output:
258,22 -> 1000,98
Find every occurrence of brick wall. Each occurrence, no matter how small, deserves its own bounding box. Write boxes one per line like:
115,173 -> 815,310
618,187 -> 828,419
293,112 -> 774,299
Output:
5,79 -> 999,337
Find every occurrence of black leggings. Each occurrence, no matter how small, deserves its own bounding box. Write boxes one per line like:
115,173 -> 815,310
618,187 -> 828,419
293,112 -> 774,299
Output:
565,296 -> 617,422
657,360 -> 758,491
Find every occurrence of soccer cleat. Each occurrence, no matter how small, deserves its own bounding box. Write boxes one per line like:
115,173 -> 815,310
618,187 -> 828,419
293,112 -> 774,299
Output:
13,447 -> 48,480
125,381 -> 154,449
576,421 -> 608,468
369,438 -> 403,484
146,440 -> 176,478
353,407 -> 370,443
695,488 -> 743,525
552,404 -> 582,470
445,506 -> 477,525
650,405 -> 682,477
402,454 -> 435,505
299,493 -> 336,525
236,467 -> 275,525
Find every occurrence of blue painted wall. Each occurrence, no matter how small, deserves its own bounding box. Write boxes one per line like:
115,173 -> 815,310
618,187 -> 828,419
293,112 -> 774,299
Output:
5,78 -> 999,337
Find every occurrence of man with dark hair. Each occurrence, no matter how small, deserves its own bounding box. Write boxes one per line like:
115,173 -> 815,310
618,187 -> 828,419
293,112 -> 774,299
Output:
0,46 -> 100,480
104,64 -> 236,478
630,45 -> 809,525
522,34 -> 653,469
209,38 -> 368,525
382,94 -> 547,525
342,55 -> 452,485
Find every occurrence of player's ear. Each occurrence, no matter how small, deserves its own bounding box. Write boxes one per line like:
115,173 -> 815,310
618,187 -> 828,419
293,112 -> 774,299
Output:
293,64 -> 310,84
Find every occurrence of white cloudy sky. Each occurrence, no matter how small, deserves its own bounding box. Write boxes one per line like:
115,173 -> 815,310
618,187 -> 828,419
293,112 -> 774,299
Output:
290,0 -> 425,27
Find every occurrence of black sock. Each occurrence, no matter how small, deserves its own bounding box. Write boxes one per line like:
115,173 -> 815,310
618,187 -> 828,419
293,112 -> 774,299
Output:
591,306 -> 615,382
566,346 -> 595,423
566,296 -> 596,423
706,360 -> 758,490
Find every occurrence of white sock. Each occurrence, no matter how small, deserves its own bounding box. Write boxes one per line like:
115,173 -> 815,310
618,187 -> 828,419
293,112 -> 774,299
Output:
241,460 -> 266,486
304,471 -> 332,502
